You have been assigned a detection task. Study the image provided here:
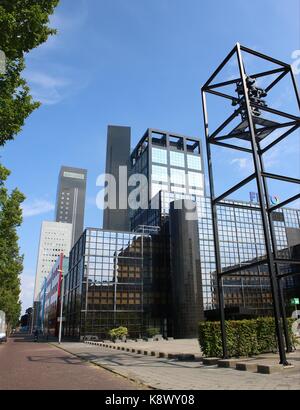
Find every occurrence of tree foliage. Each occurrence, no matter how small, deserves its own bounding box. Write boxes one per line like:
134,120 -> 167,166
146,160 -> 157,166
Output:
0,1 -> 59,326
0,0 -> 59,60
0,165 -> 25,326
0,58 -> 40,145
0,0 -> 59,146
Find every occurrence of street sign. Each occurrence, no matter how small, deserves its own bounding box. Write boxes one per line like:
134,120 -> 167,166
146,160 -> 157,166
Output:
57,317 -> 65,322
291,298 -> 300,305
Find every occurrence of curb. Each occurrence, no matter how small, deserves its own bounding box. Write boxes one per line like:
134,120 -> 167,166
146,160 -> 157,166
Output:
51,342 -> 157,390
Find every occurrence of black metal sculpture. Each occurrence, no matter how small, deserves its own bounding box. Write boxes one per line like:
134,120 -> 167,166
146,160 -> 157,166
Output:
201,43 -> 300,365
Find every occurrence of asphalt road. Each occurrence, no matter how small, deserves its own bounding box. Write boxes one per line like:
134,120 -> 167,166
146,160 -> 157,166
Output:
0,334 -> 143,390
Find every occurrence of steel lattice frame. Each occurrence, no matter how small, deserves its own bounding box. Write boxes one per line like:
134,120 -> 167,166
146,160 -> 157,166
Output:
201,43 -> 300,365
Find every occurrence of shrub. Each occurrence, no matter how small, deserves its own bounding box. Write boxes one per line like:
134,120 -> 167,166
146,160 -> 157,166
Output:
108,326 -> 128,341
256,317 -> 277,353
146,327 -> 161,338
199,317 -> 296,358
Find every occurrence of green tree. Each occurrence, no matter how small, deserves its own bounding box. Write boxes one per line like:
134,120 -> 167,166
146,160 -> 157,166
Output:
0,165 -> 25,328
0,0 -> 59,146
0,0 -> 59,327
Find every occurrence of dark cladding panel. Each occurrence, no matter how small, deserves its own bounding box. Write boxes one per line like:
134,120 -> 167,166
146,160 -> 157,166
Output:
169,200 -> 204,338
103,125 -> 131,231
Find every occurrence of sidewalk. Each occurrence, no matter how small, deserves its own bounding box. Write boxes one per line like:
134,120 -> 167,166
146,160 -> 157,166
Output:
85,338 -> 300,372
53,341 -> 300,390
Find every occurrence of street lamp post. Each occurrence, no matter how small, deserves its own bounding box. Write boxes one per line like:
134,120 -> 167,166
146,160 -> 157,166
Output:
58,269 -> 64,344
41,277 -> 47,334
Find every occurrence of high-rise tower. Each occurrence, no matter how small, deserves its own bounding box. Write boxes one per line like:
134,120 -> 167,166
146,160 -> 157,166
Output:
103,125 -> 131,231
55,166 -> 87,245
33,221 -> 72,301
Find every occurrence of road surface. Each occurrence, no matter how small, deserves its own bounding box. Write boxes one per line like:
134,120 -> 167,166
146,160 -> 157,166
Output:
0,334 -> 143,390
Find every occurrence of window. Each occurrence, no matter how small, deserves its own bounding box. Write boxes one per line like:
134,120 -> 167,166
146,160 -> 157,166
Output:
152,148 -> 167,165
170,151 -> 185,167
63,171 -> 85,180
170,168 -> 185,185
188,172 -> 203,189
152,165 -> 168,183
187,155 -> 201,171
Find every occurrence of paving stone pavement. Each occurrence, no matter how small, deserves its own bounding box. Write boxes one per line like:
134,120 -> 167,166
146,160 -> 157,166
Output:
54,342 -> 300,390
0,335 -> 142,390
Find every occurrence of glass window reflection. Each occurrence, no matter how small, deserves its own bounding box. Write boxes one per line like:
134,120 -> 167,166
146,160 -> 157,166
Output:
170,151 -> 185,167
152,147 -> 167,164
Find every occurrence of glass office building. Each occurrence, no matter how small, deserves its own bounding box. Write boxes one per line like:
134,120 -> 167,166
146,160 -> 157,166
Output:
128,129 -> 299,319
63,228 -> 171,340
38,254 -> 69,337
59,126 -> 300,339
136,189 -> 300,316
130,129 -> 205,229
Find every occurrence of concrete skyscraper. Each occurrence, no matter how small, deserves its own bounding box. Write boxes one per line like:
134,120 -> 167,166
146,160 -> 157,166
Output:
103,125 -> 131,231
55,166 -> 87,245
33,221 -> 72,301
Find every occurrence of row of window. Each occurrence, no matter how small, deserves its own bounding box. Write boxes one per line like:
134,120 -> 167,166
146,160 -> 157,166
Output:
152,165 -> 203,188
152,147 -> 202,171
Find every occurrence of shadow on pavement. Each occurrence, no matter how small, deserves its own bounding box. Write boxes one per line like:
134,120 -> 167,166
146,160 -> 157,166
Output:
73,351 -> 202,369
27,355 -> 84,366
11,333 -> 58,343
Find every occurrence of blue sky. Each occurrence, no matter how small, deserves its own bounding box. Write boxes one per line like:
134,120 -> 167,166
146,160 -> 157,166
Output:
1,0 -> 299,313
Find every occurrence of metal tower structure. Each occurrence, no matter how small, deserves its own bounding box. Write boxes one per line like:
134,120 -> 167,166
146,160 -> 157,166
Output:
201,43 -> 300,365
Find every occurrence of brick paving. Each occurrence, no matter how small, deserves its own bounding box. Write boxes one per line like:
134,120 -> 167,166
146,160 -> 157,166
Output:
55,342 -> 300,390
0,334 -> 144,390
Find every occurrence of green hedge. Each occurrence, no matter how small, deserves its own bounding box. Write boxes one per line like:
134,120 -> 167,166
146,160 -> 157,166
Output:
199,317 -> 296,358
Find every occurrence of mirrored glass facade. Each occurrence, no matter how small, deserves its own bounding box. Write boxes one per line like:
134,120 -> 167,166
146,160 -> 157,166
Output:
130,129 -> 205,230
63,228 -> 156,340
151,191 -> 300,315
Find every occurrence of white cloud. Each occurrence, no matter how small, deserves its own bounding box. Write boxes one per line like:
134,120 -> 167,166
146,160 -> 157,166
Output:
22,199 -> 55,218
24,65 -> 91,105
26,72 -> 69,89
291,50 -> 300,75
24,70 -> 71,105
20,271 -> 35,314
230,158 -> 252,170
